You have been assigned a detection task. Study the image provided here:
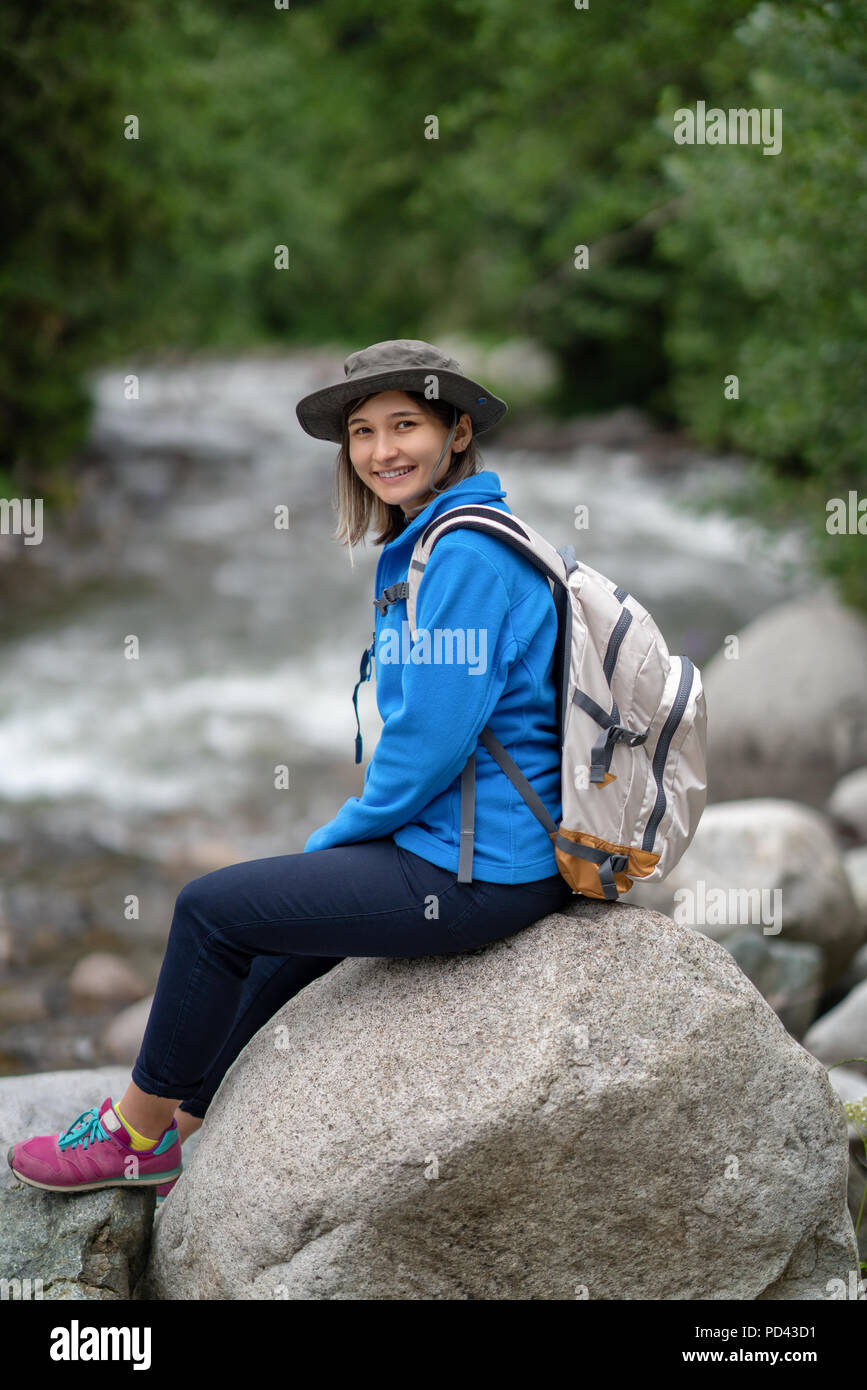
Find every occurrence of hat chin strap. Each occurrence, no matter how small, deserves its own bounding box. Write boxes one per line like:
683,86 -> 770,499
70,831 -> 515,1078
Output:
427,405 -> 460,495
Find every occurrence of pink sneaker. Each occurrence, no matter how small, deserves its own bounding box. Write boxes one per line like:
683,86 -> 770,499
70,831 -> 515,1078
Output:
6,1096 -> 183,1194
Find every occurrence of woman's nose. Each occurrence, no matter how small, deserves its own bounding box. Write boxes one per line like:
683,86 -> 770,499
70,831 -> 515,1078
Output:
372,437 -> 398,463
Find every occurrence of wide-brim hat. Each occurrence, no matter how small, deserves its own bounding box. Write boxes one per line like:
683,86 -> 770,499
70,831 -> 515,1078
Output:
295,338 -> 508,443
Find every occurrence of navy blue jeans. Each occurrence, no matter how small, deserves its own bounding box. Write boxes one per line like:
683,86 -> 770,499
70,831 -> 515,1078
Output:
132,837 -> 574,1117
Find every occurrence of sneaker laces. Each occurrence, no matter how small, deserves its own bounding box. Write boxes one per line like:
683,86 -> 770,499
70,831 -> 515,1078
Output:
58,1107 -> 108,1152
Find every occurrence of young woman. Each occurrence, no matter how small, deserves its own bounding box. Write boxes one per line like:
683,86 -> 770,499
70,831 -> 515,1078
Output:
7,339 -> 573,1201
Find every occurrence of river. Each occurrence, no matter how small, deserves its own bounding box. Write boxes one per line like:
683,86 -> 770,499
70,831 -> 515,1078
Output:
0,347 -> 813,1074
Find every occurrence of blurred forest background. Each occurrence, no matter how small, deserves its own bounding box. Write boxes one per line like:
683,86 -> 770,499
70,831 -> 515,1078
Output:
1,0 -> 866,604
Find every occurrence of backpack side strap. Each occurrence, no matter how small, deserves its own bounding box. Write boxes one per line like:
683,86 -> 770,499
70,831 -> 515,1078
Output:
457,726 -> 558,882
458,754 -> 477,883
571,688 -> 649,784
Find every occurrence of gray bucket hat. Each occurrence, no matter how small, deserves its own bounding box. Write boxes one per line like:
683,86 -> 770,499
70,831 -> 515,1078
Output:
295,338 -> 508,443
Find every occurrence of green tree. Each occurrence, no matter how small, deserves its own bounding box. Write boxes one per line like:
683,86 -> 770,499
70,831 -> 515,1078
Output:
3,0 -> 865,610
655,0 -> 867,608
0,0 -> 153,500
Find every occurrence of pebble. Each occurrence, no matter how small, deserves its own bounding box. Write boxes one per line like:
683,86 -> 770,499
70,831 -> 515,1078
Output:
67,952 -> 150,1008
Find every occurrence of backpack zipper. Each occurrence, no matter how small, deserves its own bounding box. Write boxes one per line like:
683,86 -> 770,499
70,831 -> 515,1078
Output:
603,607 -> 633,685
641,657 -> 694,852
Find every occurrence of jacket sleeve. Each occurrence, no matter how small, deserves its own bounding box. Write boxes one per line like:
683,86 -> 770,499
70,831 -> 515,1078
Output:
303,539 -> 519,852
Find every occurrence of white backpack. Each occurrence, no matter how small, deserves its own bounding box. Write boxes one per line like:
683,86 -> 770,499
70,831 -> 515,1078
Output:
374,502 -> 707,901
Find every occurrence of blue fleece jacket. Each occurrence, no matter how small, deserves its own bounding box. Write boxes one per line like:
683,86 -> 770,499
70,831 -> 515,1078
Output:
303,469 -> 563,883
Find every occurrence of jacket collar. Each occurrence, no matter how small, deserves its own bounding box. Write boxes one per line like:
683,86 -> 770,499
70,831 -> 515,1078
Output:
382,469 -> 508,554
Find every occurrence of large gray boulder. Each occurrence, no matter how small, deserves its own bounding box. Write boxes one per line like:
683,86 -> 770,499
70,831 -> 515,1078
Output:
627,799 -> 864,990
143,900 -> 857,1301
702,597 -> 867,807
827,767 -> 867,846
843,847 -> 867,934
0,1068 -> 153,1299
100,994 -> 155,1065
802,979 -> 867,1079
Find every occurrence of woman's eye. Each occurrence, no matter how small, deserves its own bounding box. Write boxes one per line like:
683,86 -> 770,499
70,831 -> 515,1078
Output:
352,421 -> 415,436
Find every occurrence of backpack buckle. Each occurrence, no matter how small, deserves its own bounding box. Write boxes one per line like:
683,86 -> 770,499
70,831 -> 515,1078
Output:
373,582 -> 409,615
590,723 -> 649,783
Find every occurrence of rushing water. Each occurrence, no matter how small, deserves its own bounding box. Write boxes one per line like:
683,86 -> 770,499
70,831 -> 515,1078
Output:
0,347 -> 814,1071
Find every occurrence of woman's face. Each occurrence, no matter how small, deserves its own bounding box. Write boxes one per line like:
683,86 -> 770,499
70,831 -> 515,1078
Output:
347,390 -> 472,518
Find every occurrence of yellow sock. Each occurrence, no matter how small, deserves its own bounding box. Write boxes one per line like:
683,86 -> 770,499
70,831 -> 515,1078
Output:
114,1101 -> 162,1150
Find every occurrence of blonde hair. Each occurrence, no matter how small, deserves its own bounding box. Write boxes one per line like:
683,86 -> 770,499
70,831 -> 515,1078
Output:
332,389 -> 481,564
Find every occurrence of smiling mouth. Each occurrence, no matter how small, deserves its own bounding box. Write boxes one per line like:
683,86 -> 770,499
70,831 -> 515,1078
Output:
375,465 -> 416,480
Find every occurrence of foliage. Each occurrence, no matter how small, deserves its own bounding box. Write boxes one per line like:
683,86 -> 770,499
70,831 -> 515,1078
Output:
1,0 -> 864,603
826,1058 -> 867,1272
655,0 -> 867,609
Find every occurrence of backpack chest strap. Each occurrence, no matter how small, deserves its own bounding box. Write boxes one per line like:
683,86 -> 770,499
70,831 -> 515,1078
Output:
373,582 -> 409,615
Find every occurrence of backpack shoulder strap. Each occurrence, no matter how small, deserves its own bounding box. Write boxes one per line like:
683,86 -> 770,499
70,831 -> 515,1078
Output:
404,503 -> 574,882
405,504 -> 569,638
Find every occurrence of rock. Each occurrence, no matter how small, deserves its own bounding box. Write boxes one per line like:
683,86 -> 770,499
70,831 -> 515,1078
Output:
99,995 -> 154,1065
627,799 -> 864,989
843,846 -> 867,933
0,1185 -> 155,1301
701,597 -> 867,807
723,932 -> 824,1039
0,983 -> 49,1026
836,942 -> 867,996
67,952 -> 149,1008
827,767 -> 867,845
802,979 -> 867,1079
1,881 -> 92,964
0,1067 -> 154,1299
143,900 -> 857,1301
